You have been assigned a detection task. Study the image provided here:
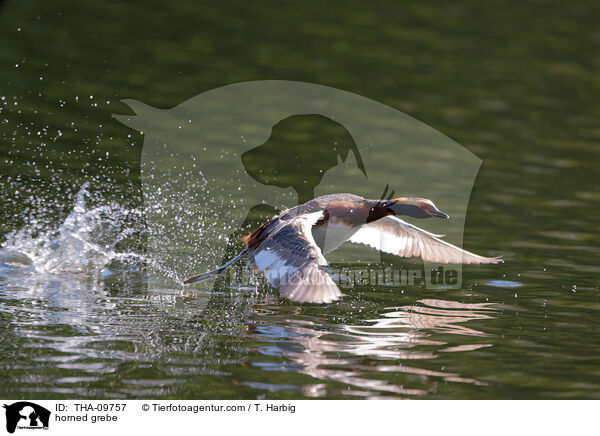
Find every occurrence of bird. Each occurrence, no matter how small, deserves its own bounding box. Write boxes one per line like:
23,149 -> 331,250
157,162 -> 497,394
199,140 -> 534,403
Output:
183,193 -> 501,304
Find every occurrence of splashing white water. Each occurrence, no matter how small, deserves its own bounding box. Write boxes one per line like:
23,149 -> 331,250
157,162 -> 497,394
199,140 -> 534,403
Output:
0,183 -> 146,276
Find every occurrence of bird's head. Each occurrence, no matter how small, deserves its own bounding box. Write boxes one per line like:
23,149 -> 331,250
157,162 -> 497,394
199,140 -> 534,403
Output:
386,197 -> 449,219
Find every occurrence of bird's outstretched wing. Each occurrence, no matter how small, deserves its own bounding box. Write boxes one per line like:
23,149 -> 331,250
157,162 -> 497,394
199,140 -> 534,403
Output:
348,216 -> 502,264
250,211 -> 344,303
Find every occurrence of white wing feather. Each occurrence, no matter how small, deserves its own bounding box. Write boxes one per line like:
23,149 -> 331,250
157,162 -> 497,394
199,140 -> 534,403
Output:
348,216 -> 501,264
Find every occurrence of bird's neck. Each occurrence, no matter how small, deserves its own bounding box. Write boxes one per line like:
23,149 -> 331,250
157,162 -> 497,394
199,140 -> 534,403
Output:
366,204 -> 393,223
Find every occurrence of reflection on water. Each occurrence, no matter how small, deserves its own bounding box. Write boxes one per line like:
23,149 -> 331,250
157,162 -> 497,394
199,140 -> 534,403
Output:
244,299 -> 496,398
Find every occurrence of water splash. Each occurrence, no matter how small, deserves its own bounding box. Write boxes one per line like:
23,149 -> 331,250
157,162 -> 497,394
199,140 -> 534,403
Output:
0,183 -> 146,278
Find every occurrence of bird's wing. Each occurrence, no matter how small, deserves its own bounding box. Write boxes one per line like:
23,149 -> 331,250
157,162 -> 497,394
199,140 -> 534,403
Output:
251,211 -> 344,303
348,216 -> 502,264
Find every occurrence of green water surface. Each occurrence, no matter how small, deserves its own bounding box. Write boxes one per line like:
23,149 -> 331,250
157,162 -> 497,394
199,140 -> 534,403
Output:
0,0 -> 599,399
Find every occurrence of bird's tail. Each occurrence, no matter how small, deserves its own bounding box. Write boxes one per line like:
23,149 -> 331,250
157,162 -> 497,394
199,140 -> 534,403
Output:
183,249 -> 248,285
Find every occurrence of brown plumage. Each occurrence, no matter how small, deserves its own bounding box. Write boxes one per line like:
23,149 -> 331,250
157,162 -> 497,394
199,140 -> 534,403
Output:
184,193 -> 501,304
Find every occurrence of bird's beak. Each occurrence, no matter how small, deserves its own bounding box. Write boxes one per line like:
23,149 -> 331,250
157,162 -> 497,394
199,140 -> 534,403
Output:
429,209 -> 449,219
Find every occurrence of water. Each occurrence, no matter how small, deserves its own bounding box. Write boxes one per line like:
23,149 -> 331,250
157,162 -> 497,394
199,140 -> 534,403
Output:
1,0 -> 599,399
